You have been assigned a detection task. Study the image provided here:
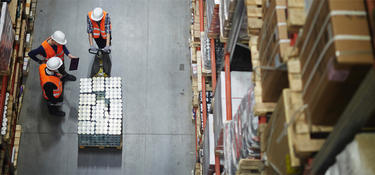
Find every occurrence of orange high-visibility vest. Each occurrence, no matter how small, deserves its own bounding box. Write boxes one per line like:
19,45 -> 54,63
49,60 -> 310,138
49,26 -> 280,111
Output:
41,39 -> 64,61
39,64 -> 63,100
88,10 -> 111,39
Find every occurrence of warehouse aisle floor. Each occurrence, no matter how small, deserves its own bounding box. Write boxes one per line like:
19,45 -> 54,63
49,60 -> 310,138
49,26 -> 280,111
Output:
17,0 -> 194,174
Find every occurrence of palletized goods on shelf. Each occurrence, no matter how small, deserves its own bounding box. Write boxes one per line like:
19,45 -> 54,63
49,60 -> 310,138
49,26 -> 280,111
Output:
293,0 -> 373,125
223,84 -> 261,175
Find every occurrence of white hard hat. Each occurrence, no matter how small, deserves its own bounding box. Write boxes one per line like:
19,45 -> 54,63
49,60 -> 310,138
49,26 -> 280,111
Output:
51,31 -> 67,45
46,57 -> 63,71
91,7 -> 104,21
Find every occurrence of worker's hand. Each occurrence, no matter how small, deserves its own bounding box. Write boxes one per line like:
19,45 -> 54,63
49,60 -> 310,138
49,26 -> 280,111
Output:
90,45 -> 98,52
68,54 -> 78,59
103,46 -> 111,53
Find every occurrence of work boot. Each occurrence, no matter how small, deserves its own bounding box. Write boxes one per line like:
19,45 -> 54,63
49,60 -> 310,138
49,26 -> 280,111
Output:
62,74 -> 76,81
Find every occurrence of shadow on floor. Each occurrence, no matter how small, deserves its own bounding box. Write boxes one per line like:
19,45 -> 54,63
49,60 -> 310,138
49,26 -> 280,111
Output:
77,148 -> 122,167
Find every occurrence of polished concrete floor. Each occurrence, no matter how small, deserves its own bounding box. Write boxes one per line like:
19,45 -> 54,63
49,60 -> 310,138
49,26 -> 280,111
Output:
17,0 -> 194,174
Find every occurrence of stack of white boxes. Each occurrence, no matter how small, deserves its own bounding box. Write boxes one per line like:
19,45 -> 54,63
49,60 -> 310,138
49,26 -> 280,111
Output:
78,77 -> 123,136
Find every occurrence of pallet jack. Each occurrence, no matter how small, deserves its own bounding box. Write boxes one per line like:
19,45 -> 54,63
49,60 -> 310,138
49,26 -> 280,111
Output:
89,48 -> 111,77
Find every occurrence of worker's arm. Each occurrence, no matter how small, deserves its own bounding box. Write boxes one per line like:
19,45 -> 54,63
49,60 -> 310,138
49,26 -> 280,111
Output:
28,46 -> 47,64
88,33 -> 94,46
105,14 -> 111,47
87,15 -> 94,47
106,33 -> 110,47
63,45 -> 78,59
44,82 -> 63,103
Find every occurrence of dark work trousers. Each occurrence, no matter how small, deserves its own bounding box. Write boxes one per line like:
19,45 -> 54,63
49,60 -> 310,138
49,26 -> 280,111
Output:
90,53 -> 112,77
46,93 -> 64,114
94,36 -> 112,49
57,60 -> 68,76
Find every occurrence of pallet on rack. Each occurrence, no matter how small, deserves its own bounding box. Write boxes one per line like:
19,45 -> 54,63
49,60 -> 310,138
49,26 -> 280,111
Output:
293,0 -> 373,126
12,125 -> 21,167
249,35 -> 276,115
287,58 -> 302,91
7,0 -> 18,25
17,19 -> 27,59
263,89 -> 331,175
236,159 -> 264,175
257,0 -> 290,103
24,0 -> 31,17
4,96 -> 14,141
258,118 -> 267,154
219,0 -> 238,40
246,0 -> 263,35
195,162 -> 202,175
14,1 -> 24,43
286,0 -> 306,33
27,1 -> 37,31
254,81 -> 276,116
246,0 -> 262,6
192,78 -> 199,108
197,50 -> 203,91
190,25 -> 200,45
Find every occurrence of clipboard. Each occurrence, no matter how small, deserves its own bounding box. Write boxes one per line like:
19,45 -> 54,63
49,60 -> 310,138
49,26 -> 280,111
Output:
69,58 -> 79,71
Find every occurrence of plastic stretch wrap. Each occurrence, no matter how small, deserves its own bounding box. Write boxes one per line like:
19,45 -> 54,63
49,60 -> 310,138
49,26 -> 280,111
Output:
224,121 -> 237,175
325,133 -> 375,175
224,84 -> 259,175
201,32 -> 211,72
206,0 -> 220,37
0,3 -> 14,73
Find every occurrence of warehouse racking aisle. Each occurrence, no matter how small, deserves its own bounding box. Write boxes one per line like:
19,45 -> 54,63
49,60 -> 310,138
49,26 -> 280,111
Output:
17,0 -> 194,174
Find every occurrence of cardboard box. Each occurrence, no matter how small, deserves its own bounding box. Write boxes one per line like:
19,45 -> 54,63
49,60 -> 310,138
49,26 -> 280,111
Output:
296,0 -> 374,125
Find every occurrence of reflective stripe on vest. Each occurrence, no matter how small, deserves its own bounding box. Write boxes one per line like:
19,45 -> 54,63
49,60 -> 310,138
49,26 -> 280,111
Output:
39,64 -> 63,100
88,10 -> 109,39
41,39 -> 65,61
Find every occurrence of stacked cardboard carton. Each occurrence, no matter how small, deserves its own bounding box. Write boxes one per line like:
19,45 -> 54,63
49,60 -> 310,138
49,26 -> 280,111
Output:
294,0 -> 373,125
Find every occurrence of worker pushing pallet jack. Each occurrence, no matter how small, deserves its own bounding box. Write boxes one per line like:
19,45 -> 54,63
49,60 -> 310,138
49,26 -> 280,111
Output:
87,7 -> 112,77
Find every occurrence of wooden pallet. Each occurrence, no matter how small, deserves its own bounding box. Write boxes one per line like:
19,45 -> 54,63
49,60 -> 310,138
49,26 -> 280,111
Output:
192,77 -> 199,108
7,0 -> 18,25
263,89 -> 331,174
257,0 -> 291,103
257,122 -> 267,153
246,1 -> 263,33
12,125 -> 22,167
286,0 -> 306,33
79,144 -> 122,150
287,58 -> 302,91
190,25 -> 201,44
254,82 -> 276,116
246,0 -> 263,6
249,35 -> 277,115
236,159 -> 264,175
195,162 -> 202,175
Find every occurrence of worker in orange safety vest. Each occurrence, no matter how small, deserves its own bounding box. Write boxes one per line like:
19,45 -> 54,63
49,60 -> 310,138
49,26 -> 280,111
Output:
29,31 -> 78,81
39,57 -> 65,116
87,7 -> 112,76
87,7 -> 112,51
